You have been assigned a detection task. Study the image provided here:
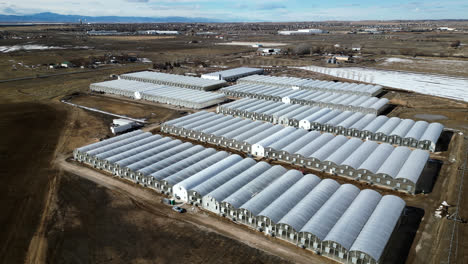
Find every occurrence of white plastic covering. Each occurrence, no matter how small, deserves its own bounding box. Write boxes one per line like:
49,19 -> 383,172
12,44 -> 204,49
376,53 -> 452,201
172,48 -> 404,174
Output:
112,139 -> 176,168
149,148 -> 217,181
163,151 -> 230,186
119,71 -> 226,91
220,83 -> 386,114
91,79 -> 226,109
237,74 -> 382,96
395,149 -> 430,184
258,174 -> 321,224
349,195 -> 405,261
217,97 -> 442,150
74,130 -> 143,156
278,179 -> 340,232
74,132 -> 407,262
190,158 -> 257,196
174,155 -> 243,199
240,170 -> 303,215
222,165 -> 287,209
376,146 -> 412,178
205,162 -> 272,203
137,145 -> 206,176
201,67 -> 263,81
163,112 -> 431,192
323,189 -> 382,250
300,184 -> 360,240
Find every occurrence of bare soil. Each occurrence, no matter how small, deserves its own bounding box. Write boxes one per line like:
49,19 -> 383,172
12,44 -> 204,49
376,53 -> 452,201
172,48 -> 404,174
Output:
0,103 -> 66,264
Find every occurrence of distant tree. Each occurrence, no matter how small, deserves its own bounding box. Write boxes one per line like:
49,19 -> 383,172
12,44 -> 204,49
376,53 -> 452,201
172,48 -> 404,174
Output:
294,43 -> 311,55
450,40 -> 461,48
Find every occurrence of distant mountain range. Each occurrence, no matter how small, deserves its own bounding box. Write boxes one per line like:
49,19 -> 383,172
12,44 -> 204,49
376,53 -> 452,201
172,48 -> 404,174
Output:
0,12 -> 224,23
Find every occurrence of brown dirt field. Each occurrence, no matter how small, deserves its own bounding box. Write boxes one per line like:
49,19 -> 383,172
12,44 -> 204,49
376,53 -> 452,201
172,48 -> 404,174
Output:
0,102 -> 67,264
68,93 -> 187,124
45,171 -> 292,264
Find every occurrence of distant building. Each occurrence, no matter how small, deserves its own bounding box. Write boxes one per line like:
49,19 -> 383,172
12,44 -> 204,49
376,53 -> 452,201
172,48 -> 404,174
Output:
61,61 -> 73,68
137,30 -> 179,35
110,119 -> 138,134
257,48 -> 282,56
278,29 -> 328,35
335,55 -> 351,62
438,27 -> 455,31
201,67 -> 263,82
352,45 -> 361,51
327,55 -> 352,64
195,32 -> 218,36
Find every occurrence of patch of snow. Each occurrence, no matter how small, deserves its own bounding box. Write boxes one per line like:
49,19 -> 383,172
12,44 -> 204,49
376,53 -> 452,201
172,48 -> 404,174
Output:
380,57 -> 414,65
0,44 -> 91,53
298,65 -> 468,102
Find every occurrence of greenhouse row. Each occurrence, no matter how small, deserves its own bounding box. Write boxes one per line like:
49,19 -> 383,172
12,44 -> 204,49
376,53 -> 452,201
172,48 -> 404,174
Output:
119,71 -> 227,91
217,98 -> 444,152
90,79 -> 227,109
162,112 -> 431,194
237,74 -> 383,96
201,67 -> 264,81
74,130 -> 405,264
221,83 -> 388,115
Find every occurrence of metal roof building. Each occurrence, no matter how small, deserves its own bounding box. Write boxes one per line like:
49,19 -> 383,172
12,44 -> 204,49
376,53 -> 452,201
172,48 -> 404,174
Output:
162,112 -> 432,194
90,79 -> 226,109
119,71 -> 227,91
238,74 -> 382,96
217,98 -> 443,151
221,84 -> 388,115
75,131 -> 407,264
201,67 -> 264,82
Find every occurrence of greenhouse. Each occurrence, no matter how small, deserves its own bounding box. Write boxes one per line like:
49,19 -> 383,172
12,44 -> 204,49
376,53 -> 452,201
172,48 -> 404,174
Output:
238,74 -> 383,96
90,79 -> 227,109
119,71 -> 226,91
217,98 -> 443,151
162,113 -> 433,193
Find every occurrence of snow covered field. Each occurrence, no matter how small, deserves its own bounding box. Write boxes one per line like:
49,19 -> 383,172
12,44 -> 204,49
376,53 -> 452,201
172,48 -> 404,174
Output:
0,45 -> 90,53
298,66 -> 468,102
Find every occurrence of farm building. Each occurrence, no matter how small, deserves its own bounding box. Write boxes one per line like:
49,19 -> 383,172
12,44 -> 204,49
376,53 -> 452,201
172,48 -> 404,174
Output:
90,79 -> 227,109
137,30 -> 179,35
217,98 -> 444,151
201,67 -> 264,81
237,74 -> 382,96
119,71 -> 226,91
221,83 -> 388,115
162,112 -> 433,194
278,29 -> 328,35
74,131 -> 406,264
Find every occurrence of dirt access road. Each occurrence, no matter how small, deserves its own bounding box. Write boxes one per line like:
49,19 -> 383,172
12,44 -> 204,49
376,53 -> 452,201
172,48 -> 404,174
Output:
54,157 -> 335,264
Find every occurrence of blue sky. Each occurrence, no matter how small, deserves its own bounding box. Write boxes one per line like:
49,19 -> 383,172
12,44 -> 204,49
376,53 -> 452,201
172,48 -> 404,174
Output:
0,0 -> 467,21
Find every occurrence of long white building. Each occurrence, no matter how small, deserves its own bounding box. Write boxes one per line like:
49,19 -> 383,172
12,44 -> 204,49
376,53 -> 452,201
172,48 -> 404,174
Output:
162,112 -> 433,194
119,71 -> 227,91
201,67 -> 264,82
278,29 -> 328,35
90,79 -> 226,109
217,98 -> 444,152
238,75 -> 382,96
74,130 -> 406,264
221,83 -> 388,115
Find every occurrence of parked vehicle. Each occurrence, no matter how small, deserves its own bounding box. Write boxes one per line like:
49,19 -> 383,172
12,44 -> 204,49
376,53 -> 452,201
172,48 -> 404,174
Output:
172,206 -> 186,213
